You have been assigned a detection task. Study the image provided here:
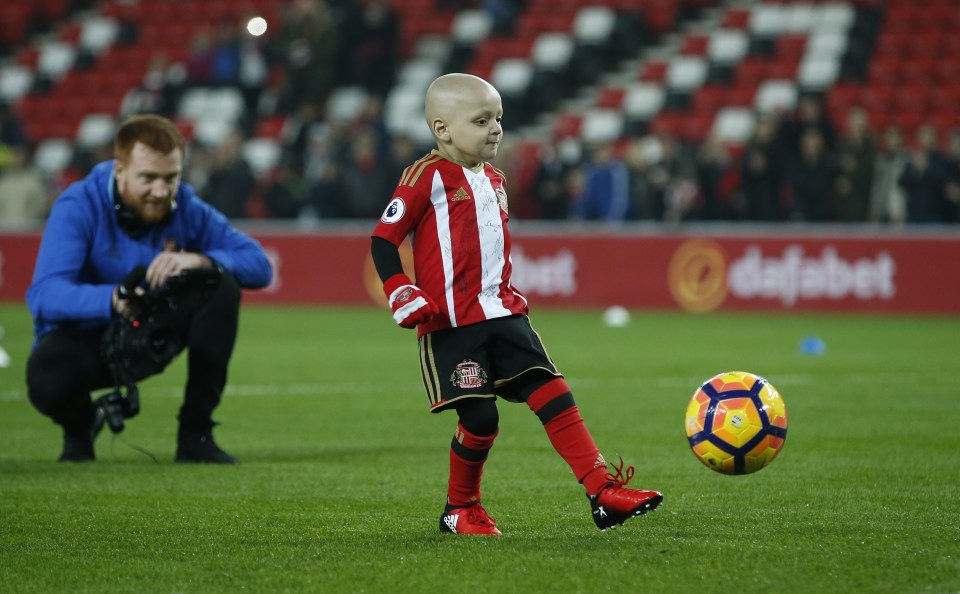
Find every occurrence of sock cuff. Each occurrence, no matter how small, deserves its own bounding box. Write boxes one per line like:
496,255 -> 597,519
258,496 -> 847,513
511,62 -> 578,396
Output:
525,377 -> 572,414
455,423 -> 498,451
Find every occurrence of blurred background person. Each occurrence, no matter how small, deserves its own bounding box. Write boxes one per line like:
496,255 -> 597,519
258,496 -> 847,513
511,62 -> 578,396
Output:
833,106 -> 876,222
869,124 -> 908,224
0,145 -> 48,228
575,142 -> 632,221
898,123 -> 950,224
201,128 -> 256,219
740,114 -> 785,221
785,128 -> 837,222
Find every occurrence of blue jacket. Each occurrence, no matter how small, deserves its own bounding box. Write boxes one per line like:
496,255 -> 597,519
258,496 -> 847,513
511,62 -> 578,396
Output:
27,161 -> 272,343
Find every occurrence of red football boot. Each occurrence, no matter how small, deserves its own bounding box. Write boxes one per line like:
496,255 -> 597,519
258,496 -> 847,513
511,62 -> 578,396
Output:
439,503 -> 502,536
588,458 -> 663,531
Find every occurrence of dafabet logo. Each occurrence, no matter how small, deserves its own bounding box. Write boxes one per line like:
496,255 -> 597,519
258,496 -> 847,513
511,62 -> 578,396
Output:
669,240 -> 897,313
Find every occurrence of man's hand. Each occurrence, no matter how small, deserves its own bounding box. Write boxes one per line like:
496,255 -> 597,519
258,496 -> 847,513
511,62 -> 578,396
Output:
384,274 -> 439,329
146,252 -> 212,290
112,284 -> 144,319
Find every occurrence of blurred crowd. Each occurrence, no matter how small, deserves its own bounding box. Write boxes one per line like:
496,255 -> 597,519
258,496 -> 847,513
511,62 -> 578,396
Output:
521,96 -> 960,225
1,0 -> 958,227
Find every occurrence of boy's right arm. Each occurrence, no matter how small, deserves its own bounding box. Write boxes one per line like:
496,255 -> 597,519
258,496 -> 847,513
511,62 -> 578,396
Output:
370,237 -> 438,329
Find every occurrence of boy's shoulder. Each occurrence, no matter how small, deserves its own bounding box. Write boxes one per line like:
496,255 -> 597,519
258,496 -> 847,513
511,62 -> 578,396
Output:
397,151 -> 447,189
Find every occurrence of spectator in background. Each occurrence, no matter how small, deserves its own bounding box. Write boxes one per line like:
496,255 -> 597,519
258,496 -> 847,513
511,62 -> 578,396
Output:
201,128 -> 256,219
354,0 -> 400,98
238,23 -> 269,119
898,123 -> 950,223
869,124 -> 908,224
941,130 -> 960,223
833,106 -> 875,222
574,142 -> 632,221
185,28 -> 216,85
695,134 -> 740,221
622,138 -> 661,221
303,120 -> 347,219
777,94 -> 837,160
338,128 -> 394,218
740,114 -> 784,221
120,53 -> 181,118
0,103 -> 31,169
274,0 -> 338,114
264,154 -> 309,219
211,19 -> 241,87
784,128 -> 837,222
532,141 -> 572,220
0,145 -> 48,227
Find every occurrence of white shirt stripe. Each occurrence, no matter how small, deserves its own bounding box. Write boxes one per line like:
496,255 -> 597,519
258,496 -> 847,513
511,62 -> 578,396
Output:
468,168 -> 512,319
430,170 -> 458,327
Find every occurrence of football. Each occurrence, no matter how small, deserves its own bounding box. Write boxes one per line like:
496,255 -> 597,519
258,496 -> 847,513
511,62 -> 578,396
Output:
684,371 -> 788,475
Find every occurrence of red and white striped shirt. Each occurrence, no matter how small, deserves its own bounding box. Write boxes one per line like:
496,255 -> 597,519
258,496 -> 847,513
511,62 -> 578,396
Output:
372,151 -> 528,336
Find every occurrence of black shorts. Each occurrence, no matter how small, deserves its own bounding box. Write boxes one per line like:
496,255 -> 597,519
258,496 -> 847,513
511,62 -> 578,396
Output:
418,314 -> 562,413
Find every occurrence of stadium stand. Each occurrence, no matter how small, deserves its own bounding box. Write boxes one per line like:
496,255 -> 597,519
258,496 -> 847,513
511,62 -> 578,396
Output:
1,0 -> 958,221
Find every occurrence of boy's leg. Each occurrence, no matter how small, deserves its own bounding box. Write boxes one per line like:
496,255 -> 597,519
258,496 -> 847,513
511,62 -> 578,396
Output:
523,377 -> 611,494
524,376 -> 663,530
439,398 -> 501,536
447,398 -> 499,507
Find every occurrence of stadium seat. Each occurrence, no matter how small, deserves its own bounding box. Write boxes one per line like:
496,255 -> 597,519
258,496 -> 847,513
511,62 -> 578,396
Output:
531,33 -> 574,72
75,114 -> 116,149
665,56 -> 707,93
242,138 -> 281,177
399,58 -> 442,87
572,6 -> 616,45
0,64 -> 33,103
708,30 -> 749,65
490,59 -> 533,97
782,3 -> 816,34
33,138 -> 74,176
813,2 -> 855,31
797,55 -> 840,91
749,4 -> 788,37
755,80 -> 798,114
78,16 -> 119,55
450,10 -> 493,45
581,109 -> 624,145
806,30 -> 848,60
36,40 -> 76,81
623,82 -> 665,121
711,107 -> 755,144
326,86 -> 369,124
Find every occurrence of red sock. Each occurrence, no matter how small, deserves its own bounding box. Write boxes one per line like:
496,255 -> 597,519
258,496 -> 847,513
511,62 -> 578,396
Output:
447,423 -> 497,507
527,378 -> 610,496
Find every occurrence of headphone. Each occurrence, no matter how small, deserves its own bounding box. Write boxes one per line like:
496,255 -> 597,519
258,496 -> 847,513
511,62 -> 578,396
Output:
113,188 -> 177,237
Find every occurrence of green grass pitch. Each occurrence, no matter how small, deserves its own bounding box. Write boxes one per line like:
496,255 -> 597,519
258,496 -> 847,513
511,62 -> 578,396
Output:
0,302 -> 958,593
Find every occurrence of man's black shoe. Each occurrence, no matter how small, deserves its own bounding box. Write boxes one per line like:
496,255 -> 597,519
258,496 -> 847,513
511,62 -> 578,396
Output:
57,410 -> 105,462
175,429 -> 238,464
58,430 -> 95,462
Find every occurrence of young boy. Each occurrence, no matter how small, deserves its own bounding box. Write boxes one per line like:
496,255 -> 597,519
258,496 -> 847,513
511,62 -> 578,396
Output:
370,73 -> 662,535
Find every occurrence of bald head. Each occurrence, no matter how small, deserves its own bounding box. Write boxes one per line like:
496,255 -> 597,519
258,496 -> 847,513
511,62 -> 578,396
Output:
425,73 -> 500,132
423,73 -> 504,167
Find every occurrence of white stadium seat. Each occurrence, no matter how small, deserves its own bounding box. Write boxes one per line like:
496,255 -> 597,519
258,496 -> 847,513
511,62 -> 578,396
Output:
755,80 -> 798,114
711,107 -> 755,143
623,82 -> 665,120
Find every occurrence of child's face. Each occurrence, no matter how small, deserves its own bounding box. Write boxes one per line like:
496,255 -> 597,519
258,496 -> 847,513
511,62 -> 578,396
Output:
443,87 -> 503,167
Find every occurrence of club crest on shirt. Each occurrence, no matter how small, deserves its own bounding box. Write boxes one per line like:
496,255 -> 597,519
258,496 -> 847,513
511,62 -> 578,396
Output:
450,359 -> 488,389
381,197 -> 406,224
495,186 -> 508,214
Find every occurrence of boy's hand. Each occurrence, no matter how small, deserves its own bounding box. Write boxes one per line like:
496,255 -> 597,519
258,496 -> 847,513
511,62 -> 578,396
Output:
384,274 -> 439,329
